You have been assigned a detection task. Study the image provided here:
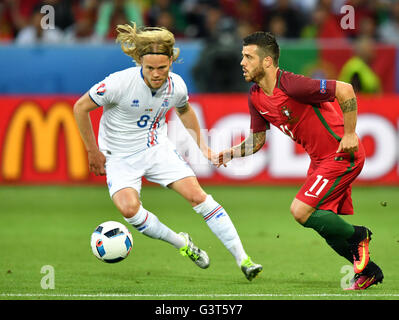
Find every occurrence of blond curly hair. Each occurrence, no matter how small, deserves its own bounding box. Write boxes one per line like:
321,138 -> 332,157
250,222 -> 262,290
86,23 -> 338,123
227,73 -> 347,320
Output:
116,22 -> 180,65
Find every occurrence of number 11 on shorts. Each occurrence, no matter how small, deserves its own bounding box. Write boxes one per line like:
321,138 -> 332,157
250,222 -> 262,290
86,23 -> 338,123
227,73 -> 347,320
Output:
307,175 -> 329,197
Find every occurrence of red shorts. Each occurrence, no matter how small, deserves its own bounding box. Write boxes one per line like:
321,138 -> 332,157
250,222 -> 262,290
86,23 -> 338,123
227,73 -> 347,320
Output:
296,146 -> 365,215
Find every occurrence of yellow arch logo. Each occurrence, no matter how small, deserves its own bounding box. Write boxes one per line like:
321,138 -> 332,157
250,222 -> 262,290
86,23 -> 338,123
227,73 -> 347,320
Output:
2,101 -> 88,180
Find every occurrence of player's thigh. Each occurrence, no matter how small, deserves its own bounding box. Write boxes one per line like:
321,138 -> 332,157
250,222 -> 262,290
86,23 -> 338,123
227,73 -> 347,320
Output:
168,176 -> 207,207
105,155 -> 144,217
144,143 -> 199,203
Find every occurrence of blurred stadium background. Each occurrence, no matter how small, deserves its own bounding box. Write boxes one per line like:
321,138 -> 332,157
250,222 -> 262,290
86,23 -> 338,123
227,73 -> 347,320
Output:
1,0 -> 399,300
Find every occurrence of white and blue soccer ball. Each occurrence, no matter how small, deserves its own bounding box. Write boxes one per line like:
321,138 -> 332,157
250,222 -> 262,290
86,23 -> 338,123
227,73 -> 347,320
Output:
90,221 -> 133,263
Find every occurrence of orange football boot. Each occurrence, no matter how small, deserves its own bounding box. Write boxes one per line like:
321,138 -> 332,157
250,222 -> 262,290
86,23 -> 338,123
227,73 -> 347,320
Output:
351,227 -> 372,274
345,261 -> 383,290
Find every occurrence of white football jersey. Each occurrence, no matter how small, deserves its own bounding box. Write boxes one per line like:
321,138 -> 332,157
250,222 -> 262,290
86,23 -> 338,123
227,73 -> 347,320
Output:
89,67 -> 188,155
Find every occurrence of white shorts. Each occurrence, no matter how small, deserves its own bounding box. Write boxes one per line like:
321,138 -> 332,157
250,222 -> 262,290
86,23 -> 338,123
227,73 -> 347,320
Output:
104,141 -> 195,198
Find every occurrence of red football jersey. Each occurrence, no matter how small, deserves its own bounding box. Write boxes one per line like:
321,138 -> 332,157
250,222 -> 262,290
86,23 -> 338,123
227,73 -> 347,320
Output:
249,69 -> 344,161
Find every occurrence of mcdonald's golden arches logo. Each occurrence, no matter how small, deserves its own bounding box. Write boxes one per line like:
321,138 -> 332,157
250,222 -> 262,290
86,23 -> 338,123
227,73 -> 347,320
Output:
2,101 -> 88,180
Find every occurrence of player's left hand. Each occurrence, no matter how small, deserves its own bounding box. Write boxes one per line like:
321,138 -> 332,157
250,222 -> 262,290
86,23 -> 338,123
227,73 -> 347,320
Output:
337,133 -> 359,154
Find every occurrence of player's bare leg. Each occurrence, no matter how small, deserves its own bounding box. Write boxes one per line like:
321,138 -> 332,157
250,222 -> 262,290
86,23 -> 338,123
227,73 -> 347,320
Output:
112,187 -> 141,219
113,187 -> 209,269
169,177 -> 262,280
290,198 -> 315,224
168,176 -> 208,206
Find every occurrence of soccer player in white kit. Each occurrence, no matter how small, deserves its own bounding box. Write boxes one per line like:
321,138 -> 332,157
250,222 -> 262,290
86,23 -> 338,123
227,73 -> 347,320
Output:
73,22 -> 262,280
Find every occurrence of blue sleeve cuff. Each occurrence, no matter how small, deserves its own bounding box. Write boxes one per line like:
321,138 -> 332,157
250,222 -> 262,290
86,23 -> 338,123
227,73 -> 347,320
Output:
88,92 -> 101,107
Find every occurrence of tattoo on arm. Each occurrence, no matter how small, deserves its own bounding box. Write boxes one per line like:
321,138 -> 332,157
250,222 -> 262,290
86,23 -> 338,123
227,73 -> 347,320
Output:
340,97 -> 357,113
232,131 -> 266,158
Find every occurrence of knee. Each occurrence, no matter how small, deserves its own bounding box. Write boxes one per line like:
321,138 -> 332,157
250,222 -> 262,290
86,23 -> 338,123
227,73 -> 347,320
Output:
189,191 -> 208,207
290,202 -> 302,223
290,201 -> 312,225
117,200 -> 141,219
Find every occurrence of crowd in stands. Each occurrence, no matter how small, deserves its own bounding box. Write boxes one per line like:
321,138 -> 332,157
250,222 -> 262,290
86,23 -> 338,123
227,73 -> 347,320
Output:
1,0 -> 397,93
0,0 -> 398,45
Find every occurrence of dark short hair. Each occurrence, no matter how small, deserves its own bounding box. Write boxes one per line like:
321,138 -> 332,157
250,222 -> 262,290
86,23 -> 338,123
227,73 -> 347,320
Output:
243,32 -> 280,66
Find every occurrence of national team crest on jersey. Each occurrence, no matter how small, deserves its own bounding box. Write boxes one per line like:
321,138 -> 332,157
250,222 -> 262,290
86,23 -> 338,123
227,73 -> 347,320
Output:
281,106 -> 299,124
281,106 -> 293,119
161,99 -> 169,108
96,83 -> 106,96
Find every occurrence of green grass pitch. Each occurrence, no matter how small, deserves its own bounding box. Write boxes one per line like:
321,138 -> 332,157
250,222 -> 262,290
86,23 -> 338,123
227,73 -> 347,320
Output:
0,185 -> 398,300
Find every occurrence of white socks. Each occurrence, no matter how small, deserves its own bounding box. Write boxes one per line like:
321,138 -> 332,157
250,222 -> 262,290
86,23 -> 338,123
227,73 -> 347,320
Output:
124,195 -> 248,267
124,205 -> 186,249
193,195 -> 248,266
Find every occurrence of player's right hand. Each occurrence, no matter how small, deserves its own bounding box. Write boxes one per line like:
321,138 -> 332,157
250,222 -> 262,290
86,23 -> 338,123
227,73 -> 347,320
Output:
87,150 -> 106,176
337,132 -> 359,154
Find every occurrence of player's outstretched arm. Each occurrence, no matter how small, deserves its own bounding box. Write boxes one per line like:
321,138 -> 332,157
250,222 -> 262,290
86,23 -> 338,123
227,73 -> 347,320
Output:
73,92 -> 106,176
216,131 -> 266,168
335,81 -> 359,154
175,102 -> 217,165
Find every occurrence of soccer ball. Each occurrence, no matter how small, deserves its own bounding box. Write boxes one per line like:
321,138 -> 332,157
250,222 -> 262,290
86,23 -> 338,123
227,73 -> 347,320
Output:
90,221 -> 133,263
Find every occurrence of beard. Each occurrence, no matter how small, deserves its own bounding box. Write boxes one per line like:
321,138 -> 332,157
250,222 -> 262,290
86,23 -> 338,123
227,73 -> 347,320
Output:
245,64 -> 265,83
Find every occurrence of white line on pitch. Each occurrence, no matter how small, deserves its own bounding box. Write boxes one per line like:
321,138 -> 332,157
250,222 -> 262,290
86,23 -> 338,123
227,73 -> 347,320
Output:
1,293 -> 399,298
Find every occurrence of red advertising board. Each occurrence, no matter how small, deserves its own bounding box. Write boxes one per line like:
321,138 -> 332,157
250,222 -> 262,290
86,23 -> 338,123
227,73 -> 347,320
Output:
0,94 -> 398,185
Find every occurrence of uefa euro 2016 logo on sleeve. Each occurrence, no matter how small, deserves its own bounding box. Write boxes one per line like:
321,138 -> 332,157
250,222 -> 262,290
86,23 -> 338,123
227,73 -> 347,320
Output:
96,83 -> 106,96
320,79 -> 327,94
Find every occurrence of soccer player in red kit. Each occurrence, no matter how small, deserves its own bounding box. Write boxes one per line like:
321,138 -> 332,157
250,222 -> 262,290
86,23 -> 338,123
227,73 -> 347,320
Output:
216,31 -> 383,290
